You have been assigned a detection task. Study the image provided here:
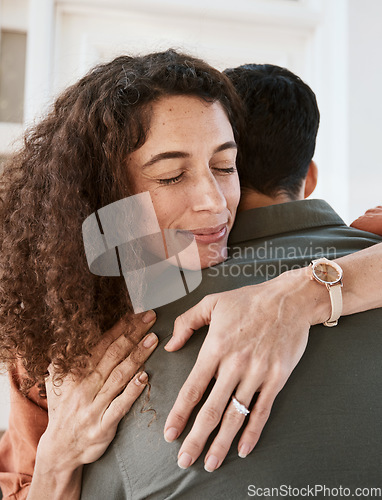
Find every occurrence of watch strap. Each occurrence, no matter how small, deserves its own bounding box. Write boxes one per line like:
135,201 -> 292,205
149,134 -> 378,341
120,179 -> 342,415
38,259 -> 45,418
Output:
324,283 -> 343,327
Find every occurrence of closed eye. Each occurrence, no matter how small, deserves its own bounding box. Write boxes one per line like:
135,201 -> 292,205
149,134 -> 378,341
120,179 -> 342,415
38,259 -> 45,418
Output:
213,166 -> 237,174
157,166 -> 236,186
158,173 -> 184,185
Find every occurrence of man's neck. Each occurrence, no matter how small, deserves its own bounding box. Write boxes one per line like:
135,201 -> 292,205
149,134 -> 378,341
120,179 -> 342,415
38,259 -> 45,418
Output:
238,187 -> 297,212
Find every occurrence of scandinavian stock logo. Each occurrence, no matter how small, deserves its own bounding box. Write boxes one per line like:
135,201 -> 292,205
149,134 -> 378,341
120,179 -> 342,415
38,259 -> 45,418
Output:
82,192 -> 202,313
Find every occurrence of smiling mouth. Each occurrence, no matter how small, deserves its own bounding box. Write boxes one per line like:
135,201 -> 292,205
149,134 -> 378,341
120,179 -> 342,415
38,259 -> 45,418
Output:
176,223 -> 228,244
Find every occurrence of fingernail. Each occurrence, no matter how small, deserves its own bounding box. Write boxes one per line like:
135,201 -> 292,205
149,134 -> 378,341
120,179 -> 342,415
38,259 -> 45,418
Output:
204,455 -> 219,472
238,443 -> 251,458
143,332 -> 157,348
164,338 -> 175,351
135,371 -> 148,385
164,427 -> 178,443
142,310 -> 156,324
177,452 -> 192,469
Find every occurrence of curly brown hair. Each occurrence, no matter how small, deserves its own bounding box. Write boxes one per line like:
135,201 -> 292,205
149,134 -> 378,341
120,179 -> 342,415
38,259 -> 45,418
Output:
0,49 -> 243,393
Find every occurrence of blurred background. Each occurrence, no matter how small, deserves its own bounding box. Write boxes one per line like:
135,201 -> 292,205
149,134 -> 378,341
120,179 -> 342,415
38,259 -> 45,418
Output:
0,0 -> 381,429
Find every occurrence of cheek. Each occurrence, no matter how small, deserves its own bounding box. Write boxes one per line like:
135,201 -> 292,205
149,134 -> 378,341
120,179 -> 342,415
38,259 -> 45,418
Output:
224,175 -> 241,214
149,188 -> 183,229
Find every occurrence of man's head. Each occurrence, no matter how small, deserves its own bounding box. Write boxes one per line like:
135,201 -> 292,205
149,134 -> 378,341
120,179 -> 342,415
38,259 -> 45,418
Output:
224,64 -> 320,204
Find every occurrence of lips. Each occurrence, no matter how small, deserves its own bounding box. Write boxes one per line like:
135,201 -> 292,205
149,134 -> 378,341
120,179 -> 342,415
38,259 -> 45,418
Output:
187,223 -> 228,244
175,222 -> 228,245
190,223 -> 227,236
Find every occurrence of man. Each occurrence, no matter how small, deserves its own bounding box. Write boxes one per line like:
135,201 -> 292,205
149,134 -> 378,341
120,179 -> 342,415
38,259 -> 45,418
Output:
162,64 -> 382,478
81,65 -> 382,498
225,63 -> 319,209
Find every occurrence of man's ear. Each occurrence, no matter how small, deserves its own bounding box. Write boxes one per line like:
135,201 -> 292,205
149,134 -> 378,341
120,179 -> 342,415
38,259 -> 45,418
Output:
304,160 -> 318,198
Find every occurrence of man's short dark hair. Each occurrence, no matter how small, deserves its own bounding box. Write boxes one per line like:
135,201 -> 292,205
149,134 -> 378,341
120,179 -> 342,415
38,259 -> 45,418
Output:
224,64 -> 320,199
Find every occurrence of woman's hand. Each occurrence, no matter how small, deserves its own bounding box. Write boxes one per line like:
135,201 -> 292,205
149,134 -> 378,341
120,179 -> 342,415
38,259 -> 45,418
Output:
29,309 -> 157,500
164,268 -> 330,472
350,205 -> 382,236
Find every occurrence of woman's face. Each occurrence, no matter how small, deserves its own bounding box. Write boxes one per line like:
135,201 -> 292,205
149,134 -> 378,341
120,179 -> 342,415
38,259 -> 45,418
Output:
127,95 -> 240,269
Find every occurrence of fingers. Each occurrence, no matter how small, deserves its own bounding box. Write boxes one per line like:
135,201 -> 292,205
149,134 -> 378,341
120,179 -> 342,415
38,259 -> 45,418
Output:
91,309 -> 156,365
236,387 -> 277,458
164,349 -> 219,443
171,367 -> 280,473
42,325 -> 157,468
165,296 -> 218,351
94,332 -> 158,409
90,333 -> 138,389
202,383 -> 256,472
102,371 -> 149,430
175,372 -> 239,470
202,385 -> 277,472
350,206 -> 382,233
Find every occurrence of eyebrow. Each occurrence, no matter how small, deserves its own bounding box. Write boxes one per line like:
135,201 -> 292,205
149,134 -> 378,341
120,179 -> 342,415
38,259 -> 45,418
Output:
142,141 -> 237,168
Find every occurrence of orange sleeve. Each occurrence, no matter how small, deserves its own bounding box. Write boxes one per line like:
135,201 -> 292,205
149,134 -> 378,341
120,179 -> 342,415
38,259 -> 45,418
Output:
0,364 -> 48,500
350,205 -> 382,236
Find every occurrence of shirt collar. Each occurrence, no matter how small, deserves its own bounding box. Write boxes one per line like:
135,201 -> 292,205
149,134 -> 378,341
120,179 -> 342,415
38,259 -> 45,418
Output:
228,199 -> 345,245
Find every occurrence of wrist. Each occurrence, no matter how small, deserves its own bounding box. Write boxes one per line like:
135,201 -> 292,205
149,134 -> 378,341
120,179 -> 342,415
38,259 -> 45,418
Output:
31,450 -> 83,500
280,267 -> 332,326
333,243 -> 382,315
36,430 -> 81,475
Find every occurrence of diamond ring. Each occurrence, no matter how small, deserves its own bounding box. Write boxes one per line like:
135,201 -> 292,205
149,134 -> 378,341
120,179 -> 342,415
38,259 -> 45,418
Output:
232,395 -> 250,416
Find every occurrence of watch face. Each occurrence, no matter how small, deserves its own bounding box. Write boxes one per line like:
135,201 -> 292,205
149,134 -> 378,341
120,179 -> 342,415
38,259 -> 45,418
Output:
313,263 -> 341,284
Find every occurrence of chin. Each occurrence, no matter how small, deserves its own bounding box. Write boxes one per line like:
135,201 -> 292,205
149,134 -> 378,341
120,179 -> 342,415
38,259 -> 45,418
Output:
162,231 -> 229,271
199,242 -> 228,269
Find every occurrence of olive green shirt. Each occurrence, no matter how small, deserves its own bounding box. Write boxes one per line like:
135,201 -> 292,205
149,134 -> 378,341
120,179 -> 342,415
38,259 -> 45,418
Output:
81,199 -> 382,499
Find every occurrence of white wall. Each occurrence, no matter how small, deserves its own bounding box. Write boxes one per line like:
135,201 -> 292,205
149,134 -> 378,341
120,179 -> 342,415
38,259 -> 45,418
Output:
0,374 -> 10,429
0,0 -> 28,154
348,0 -> 382,222
0,0 -> 26,430
48,0 -> 351,220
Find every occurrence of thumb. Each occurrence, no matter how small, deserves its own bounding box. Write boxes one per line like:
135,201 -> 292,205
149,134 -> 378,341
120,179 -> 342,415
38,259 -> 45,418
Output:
164,294 -> 218,351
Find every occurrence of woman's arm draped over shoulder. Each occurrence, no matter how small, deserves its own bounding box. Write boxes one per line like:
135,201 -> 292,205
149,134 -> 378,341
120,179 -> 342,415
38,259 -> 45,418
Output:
164,242 -> 382,472
0,363 -> 48,500
337,240 -> 382,314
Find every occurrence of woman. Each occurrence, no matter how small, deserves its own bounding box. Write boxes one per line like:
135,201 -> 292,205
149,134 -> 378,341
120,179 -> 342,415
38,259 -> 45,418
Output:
0,48 -> 244,499
0,49 -> 381,499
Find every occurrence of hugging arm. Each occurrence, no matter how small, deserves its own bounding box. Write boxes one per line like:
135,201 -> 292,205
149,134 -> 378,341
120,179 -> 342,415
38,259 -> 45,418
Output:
164,242 -> 382,472
0,311 -> 157,500
28,311 -> 157,500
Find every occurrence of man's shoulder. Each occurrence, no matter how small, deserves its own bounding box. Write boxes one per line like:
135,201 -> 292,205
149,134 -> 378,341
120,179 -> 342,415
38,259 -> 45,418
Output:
230,199 -> 382,247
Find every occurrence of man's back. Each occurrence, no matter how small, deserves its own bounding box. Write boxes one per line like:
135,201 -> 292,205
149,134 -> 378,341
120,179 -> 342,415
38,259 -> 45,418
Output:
81,200 -> 382,499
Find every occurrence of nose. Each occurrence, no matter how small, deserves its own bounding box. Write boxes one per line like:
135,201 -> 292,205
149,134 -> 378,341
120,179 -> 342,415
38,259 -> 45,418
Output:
191,170 -> 227,214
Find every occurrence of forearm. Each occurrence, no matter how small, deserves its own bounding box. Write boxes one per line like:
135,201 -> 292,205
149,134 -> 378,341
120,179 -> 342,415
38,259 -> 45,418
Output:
27,469 -> 82,500
335,242 -> 382,315
164,241 -> 382,470
27,439 -> 83,500
292,242 -> 382,326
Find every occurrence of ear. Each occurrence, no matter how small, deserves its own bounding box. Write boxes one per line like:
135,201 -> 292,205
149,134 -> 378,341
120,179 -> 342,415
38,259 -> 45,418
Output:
304,160 -> 318,198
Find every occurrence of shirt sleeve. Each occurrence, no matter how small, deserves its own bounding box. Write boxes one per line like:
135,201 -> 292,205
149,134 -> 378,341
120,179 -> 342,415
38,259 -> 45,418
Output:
0,364 -> 48,500
350,206 -> 382,236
